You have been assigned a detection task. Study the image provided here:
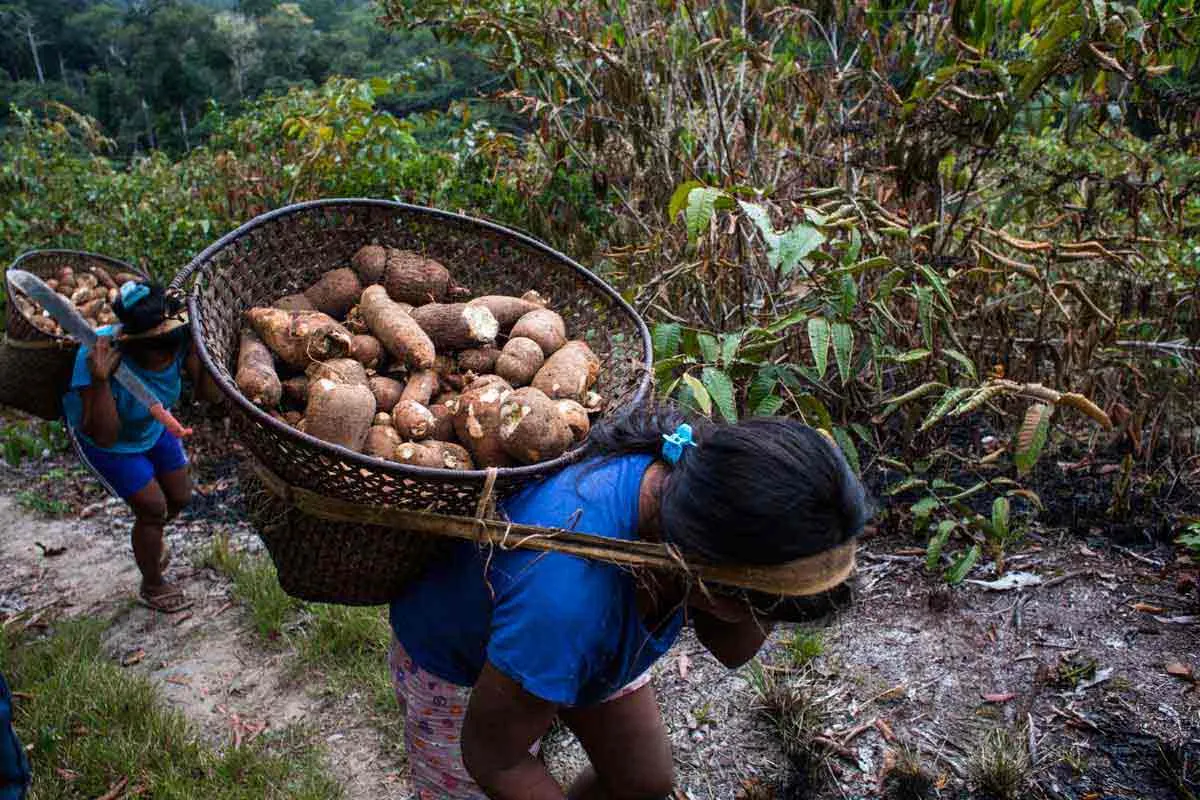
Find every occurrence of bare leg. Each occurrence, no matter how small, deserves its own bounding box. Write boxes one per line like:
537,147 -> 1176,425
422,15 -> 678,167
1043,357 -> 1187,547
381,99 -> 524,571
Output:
561,683 -> 674,800
127,478 -> 191,612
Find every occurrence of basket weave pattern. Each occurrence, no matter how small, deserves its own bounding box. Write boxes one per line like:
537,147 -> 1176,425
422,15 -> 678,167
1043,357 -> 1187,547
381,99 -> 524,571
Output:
173,200 -> 653,604
5,250 -> 141,342
1,250 -> 145,421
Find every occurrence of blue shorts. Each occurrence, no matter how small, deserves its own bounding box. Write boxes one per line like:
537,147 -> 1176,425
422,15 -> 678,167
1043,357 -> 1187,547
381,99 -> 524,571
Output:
74,428 -> 189,500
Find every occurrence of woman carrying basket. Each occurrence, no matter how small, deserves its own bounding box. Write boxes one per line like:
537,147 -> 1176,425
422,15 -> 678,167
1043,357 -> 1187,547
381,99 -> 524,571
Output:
389,405 -> 870,799
62,281 -> 201,614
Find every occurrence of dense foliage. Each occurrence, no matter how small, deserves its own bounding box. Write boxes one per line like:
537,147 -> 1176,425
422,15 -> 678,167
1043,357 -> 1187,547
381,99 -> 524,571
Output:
0,0 -> 503,154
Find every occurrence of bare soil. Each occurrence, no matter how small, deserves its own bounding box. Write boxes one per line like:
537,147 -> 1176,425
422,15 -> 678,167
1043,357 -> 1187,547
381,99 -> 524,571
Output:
1,410 -> 1197,799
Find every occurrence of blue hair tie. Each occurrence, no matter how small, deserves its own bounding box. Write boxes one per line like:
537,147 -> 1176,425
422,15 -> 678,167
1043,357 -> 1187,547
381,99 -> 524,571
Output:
662,423 -> 696,465
119,281 -> 150,308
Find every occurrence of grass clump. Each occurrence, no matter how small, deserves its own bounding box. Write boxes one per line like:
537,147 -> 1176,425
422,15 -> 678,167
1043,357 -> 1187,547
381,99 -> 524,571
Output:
747,660 -> 828,796
969,727 -> 1031,800
785,628 -> 824,666
883,742 -> 934,800
200,534 -> 300,639
0,617 -> 342,799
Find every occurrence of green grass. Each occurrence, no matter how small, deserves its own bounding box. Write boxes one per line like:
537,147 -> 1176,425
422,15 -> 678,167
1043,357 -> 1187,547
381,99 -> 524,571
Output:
16,490 -> 71,517
0,618 -> 343,800
784,628 -> 824,666
200,535 -> 300,639
200,536 -> 398,729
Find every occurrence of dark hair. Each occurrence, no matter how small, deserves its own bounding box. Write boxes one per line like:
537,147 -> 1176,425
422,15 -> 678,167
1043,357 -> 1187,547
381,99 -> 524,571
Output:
587,403 -> 871,565
111,282 -> 182,336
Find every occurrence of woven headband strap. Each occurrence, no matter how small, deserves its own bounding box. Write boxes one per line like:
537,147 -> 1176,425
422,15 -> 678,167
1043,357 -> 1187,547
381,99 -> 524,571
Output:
695,538 -> 857,597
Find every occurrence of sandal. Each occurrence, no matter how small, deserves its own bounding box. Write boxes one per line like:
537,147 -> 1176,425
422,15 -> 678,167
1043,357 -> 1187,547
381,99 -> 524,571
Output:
137,584 -> 193,614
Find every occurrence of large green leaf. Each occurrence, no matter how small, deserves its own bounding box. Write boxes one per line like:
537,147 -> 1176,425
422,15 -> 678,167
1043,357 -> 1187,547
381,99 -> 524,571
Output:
753,395 -> 785,416
991,496 -> 1011,540
807,317 -> 830,379
668,180 -> 706,222
682,373 -> 712,415
831,321 -> 855,384
774,224 -> 825,275
701,367 -> 738,423
651,322 -> 682,360
832,426 -> 861,474
686,187 -> 729,243
720,333 -> 741,366
697,332 -> 720,363
946,545 -> 981,584
746,366 -> 777,409
1014,403 -> 1054,475
919,386 -> 975,432
926,519 -> 956,570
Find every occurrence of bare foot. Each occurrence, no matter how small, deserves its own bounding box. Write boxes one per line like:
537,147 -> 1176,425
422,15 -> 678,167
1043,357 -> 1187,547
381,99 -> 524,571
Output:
138,581 -> 192,613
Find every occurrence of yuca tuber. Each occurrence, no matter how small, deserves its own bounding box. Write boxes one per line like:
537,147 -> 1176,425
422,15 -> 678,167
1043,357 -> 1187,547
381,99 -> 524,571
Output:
468,295 -> 546,331
499,387 -> 574,464
274,293 -> 317,312
304,268 -> 363,319
532,340 -> 600,402
393,441 -> 474,470
306,358 -> 368,387
400,369 -> 438,406
373,411 -> 392,426
282,376 -> 309,407
236,329 -> 282,407
302,378 -> 376,451
351,244 -> 388,284
284,411 -> 304,427
78,298 -> 106,319
453,383 -> 514,468
349,335 -> 383,369
368,375 -> 405,413
363,424 -> 401,459
510,309 -> 567,356
456,346 -> 500,375
495,337 -> 545,387
359,285 -> 435,369
113,271 -> 140,285
392,399 -> 435,440
246,307 -> 353,369
556,399 -> 591,442
344,305 -> 368,335
90,265 -> 117,290
428,400 -> 457,441
466,374 -> 512,392
408,303 -> 498,351
383,249 -> 454,305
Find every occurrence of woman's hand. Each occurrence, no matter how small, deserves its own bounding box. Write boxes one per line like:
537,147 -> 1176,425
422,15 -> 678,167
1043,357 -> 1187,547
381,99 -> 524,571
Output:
87,336 -> 122,383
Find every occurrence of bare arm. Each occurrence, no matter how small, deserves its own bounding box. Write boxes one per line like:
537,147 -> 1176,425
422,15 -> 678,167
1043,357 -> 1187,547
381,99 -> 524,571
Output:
461,662 -> 564,800
184,341 -> 219,403
80,337 -> 121,448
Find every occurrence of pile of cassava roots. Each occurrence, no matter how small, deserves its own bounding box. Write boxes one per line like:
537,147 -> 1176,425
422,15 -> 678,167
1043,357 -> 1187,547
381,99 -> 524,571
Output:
235,245 -> 603,470
14,263 -> 143,335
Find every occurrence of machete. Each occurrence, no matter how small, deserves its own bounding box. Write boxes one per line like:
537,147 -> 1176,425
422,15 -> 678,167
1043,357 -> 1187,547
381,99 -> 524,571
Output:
7,269 -> 192,438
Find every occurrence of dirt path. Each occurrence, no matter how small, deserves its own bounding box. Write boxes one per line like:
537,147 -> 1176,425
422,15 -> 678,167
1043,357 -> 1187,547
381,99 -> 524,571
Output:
0,492 -> 408,798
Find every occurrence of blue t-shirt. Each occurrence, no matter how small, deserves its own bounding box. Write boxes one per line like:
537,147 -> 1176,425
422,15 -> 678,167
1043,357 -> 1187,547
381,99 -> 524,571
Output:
389,454 -> 683,707
62,326 -> 187,453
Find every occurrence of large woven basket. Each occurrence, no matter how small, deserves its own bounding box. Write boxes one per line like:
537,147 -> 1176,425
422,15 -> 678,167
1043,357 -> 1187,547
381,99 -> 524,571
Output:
1,250 -> 145,421
172,199 -> 653,605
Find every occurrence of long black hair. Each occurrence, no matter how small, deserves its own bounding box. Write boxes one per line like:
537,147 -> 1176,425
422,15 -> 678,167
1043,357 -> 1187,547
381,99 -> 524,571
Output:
587,402 -> 870,565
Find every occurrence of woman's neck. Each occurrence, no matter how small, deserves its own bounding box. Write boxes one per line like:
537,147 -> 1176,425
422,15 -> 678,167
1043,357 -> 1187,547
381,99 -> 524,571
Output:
635,461 -> 686,626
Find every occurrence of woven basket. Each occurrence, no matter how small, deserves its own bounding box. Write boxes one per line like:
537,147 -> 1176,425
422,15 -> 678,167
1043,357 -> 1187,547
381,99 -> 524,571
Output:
172,199 -> 653,605
1,250 -> 145,421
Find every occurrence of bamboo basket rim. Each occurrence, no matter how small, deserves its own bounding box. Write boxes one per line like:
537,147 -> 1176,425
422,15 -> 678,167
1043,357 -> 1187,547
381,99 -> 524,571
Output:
174,198 -> 655,483
6,248 -> 143,343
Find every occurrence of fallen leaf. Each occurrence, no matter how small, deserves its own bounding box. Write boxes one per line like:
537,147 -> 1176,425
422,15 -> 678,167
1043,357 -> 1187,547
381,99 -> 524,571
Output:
982,692 -> 1016,703
1166,662 -> 1195,681
55,767 -> 79,781
874,718 -> 895,742
966,572 -> 1043,591
34,541 -> 67,558
1133,602 -> 1165,613
1154,615 -> 1198,625
677,653 -> 691,679
121,649 -> 145,667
